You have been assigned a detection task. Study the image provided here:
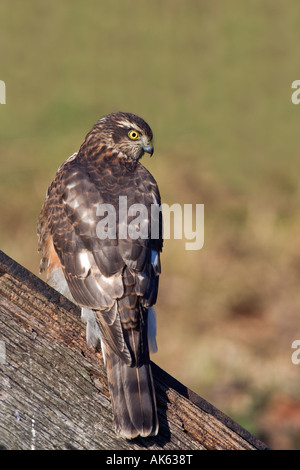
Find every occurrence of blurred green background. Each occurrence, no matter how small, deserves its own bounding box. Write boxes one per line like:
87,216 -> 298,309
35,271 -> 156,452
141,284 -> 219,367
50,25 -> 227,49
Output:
1,0 -> 300,449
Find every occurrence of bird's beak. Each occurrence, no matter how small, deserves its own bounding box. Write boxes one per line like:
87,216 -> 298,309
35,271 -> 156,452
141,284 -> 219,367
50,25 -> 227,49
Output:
143,141 -> 154,157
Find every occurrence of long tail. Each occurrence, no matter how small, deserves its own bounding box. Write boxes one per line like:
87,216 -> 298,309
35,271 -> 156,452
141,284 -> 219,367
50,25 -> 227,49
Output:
106,348 -> 158,439
81,303 -> 159,439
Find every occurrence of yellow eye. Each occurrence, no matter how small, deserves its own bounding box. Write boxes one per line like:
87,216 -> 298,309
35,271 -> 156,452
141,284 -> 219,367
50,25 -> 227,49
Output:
128,129 -> 140,140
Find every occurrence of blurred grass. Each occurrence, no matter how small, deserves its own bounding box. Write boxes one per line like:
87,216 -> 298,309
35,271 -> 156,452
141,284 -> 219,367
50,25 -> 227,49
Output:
1,0 -> 300,449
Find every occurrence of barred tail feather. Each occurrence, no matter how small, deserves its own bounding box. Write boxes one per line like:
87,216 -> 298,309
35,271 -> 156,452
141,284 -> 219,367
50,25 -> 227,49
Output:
106,350 -> 158,439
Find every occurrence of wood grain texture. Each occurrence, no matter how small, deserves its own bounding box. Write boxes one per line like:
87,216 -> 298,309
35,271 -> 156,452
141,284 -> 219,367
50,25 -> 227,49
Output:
0,250 -> 270,450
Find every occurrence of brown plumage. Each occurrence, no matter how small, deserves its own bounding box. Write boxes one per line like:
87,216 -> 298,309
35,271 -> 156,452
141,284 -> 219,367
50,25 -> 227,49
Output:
37,112 -> 162,438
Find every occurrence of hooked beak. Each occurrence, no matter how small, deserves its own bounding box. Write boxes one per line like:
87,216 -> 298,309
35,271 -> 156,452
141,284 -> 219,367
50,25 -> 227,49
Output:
143,142 -> 154,157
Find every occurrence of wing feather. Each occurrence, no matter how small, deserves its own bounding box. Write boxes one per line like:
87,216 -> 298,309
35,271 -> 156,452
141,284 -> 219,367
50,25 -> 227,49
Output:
40,150 -> 162,366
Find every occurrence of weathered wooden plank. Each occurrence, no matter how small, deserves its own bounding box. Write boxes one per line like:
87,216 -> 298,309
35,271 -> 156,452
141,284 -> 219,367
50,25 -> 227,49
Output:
0,250 -> 270,450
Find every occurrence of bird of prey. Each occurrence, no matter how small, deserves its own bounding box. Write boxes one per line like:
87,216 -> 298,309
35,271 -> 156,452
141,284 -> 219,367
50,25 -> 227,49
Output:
37,112 -> 162,439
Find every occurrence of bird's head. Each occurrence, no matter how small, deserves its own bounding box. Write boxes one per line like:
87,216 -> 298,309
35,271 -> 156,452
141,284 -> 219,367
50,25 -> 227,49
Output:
86,112 -> 154,161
